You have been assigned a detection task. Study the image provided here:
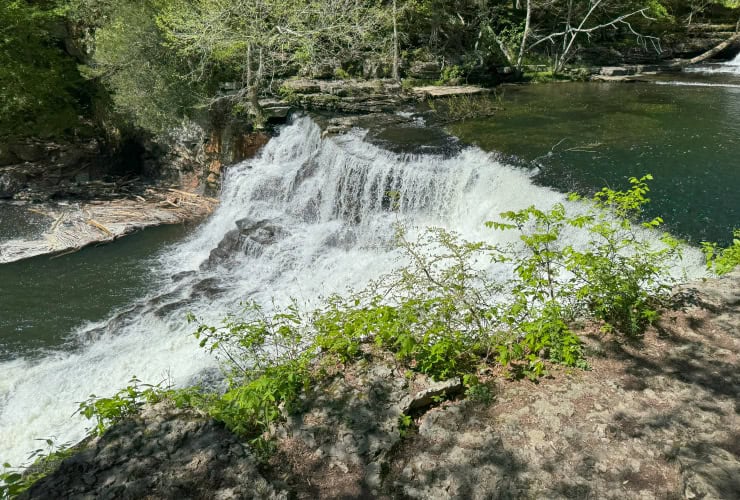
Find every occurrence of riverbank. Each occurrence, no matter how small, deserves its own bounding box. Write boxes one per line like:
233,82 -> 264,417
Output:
16,269 -> 739,499
0,186 -> 217,264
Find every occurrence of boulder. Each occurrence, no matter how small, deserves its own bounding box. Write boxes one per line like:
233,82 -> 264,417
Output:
0,168 -> 27,199
19,402 -> 286,500
204,219 -> 288,267
408,61 -> 441,80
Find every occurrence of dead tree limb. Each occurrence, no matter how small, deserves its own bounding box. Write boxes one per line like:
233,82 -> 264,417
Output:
670,32 -> 740,68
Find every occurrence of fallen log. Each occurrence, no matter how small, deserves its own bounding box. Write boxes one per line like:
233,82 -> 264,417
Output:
670,32 -> 740,68
87,219 -> 114,236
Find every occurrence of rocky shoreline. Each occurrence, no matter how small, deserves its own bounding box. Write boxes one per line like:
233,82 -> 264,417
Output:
0,187 -> 217,264
17,269 -> 739,499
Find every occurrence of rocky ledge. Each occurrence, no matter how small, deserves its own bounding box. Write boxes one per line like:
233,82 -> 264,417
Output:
18,269 -> 739,499
0,187 -> 217,264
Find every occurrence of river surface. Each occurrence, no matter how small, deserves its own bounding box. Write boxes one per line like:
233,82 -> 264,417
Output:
448,77 -> 740,244
1,65 -> 738,464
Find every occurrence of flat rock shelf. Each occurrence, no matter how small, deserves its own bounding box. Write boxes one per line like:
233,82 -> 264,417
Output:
0,188 -> 217,264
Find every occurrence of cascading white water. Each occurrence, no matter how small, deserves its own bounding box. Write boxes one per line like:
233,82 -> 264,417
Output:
0,116 -> 705,465
725,52 -> 740,69
685,51 -> 740,74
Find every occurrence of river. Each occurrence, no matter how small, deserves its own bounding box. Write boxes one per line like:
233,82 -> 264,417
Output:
1,63 -> 738,465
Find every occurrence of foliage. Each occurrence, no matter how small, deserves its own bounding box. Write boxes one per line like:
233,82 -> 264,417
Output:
398,413 -> 414,437
436,65 -> 464,85
0,1 -> 89,138
702,229 -> 740,275
491,174 -> 681,337
73,0 -> 202,135
1,438 -> 75,499
426,94 -> 501,123
571,175 -> 682,334
187,301 -> 312,436
524,70 -> 577,83
75,376 -> 164,436
155,0 -> 386,126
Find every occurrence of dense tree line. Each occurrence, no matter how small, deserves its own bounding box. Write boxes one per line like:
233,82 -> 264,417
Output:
1,0 -> 739,139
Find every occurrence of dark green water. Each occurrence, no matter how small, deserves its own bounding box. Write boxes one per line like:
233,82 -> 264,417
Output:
448,81 -> 740,245
0,223 -> 191,359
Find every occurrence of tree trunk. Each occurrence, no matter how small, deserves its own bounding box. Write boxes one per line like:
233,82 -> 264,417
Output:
515,0 -> 532,71
392,0 -> 400,81
671,32 -> 740,68
246,44 -> 264,129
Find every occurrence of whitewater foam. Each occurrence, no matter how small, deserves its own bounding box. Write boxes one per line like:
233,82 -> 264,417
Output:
684,52 -> 740,75
655,81 -> 740,89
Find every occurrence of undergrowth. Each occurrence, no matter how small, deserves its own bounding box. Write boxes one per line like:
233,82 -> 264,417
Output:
702,229 -> 740,275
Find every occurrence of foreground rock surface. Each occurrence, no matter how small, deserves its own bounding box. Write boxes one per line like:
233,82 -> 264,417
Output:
22,270 -> 740,499
19,402 -> 285,500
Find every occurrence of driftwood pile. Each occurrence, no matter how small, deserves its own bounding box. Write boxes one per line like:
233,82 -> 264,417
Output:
0,187 -> 218,264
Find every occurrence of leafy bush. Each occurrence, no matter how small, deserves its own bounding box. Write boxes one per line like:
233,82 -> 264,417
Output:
1,438 -> 76,499
75,376 -> 164,436
187,302 -> 311,438
436,65 -> 464,85
492,175 -> 681,337
702,229 -> 740,275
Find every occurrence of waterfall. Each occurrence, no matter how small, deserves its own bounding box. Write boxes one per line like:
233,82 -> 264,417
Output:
0,116 -> 705,465
684,51 -> 740,75
726,52 -> 740,69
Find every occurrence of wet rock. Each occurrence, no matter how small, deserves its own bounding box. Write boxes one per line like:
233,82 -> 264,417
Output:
171,270 -> 197,282
259,99 -> 292,120
281,79 -> 412,114
599,66 -> 634,76
205,219 -> 288,267
0,168 -> 26,199
191,277 -> 227,298
205,228 -> 241,266
235,218 -> 287,246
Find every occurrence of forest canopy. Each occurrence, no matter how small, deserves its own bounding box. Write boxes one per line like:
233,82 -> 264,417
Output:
1,0 -> 739,138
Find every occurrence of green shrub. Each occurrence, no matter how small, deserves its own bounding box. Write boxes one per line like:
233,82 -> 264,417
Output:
76,376 -> 164,436
1,438 -> 76,499
334,68 -> 351,80
436,65 -> 463,85
491,174 -> 681,337
702,229 -> 740,275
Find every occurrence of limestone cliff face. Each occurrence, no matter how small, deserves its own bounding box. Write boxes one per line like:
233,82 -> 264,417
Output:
20,270 -> 740,499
